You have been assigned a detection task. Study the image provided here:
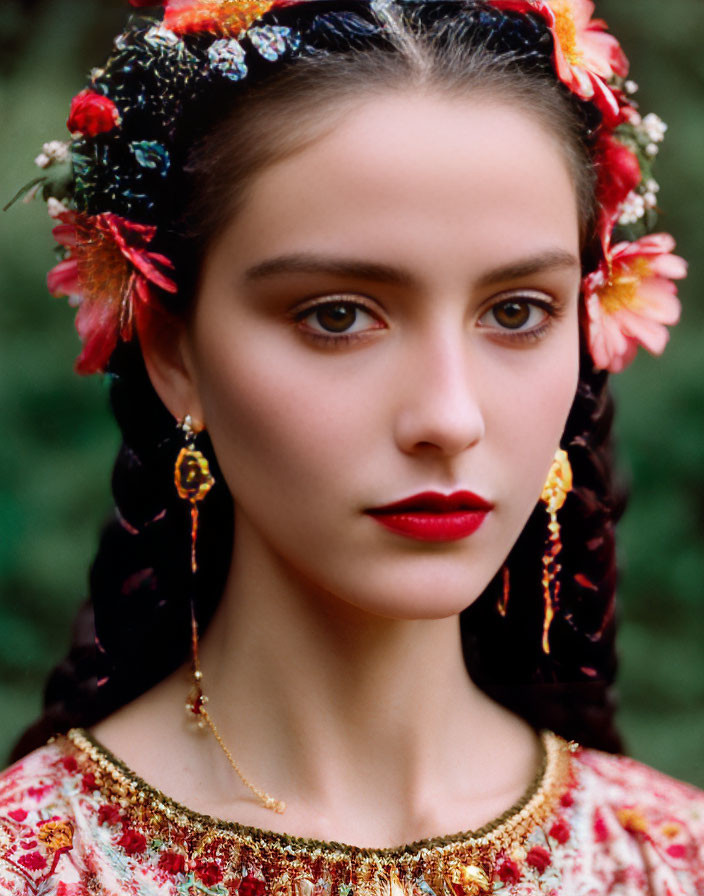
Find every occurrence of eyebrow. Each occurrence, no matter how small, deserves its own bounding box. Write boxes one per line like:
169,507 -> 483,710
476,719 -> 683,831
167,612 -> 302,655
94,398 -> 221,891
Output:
242,249 -> 581,288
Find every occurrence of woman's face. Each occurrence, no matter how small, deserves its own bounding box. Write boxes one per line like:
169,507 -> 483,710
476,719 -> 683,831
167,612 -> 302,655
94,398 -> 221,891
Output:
168,93 -> 582,620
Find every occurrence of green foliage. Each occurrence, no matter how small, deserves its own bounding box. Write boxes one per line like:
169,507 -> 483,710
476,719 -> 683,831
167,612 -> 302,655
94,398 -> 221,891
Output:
1,0 -> 703,786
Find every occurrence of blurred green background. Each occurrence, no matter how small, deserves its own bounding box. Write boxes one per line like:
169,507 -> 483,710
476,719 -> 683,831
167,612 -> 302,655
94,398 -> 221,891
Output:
1,0 -> 702,783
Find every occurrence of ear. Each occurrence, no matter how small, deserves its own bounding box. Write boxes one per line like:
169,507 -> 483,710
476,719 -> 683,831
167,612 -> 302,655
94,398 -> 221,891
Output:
137,305 -> 205,427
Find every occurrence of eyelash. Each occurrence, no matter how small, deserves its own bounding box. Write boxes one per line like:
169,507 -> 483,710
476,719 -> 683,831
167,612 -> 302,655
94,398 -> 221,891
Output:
291,294 -> 563,348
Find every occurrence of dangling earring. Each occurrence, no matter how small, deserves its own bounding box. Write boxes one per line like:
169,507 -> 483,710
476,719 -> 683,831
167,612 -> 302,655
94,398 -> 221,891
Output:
175,415 -> 286,814
497,565 -> 510,617
539,448 -> 572,655
174,414 -> 215,574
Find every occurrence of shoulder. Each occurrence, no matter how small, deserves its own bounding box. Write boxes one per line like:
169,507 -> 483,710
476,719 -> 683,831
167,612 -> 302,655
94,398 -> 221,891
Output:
0,737 -> 85,895
562,745 -> 704,891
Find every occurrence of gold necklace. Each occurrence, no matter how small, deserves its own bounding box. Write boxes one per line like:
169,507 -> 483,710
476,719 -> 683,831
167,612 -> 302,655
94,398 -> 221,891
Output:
186,661 -> 286,815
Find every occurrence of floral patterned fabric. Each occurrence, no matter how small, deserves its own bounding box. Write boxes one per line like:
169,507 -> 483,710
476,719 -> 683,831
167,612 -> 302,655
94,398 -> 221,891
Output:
1,732 -> 703,895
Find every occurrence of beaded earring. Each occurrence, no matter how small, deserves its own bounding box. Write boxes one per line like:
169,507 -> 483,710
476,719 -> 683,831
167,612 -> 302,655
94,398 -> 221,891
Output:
539,448 -> 573,655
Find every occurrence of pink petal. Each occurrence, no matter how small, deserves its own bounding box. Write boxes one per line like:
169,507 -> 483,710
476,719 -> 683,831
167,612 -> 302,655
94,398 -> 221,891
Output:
616,307 -> 670,355
125,248 -> 177,292
636,279 -> 682,325
51,223 -> 79,248
650,254 -> 688,280
74,300 -> 120,374
47,259 -> 80,297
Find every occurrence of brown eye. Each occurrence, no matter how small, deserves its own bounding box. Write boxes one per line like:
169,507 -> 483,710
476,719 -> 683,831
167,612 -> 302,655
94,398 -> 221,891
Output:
492,301 -> 531,329
315,303 -> 358,333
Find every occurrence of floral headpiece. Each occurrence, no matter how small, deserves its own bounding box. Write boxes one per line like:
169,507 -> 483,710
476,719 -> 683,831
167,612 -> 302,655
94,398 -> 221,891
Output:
18,0 -> 686,374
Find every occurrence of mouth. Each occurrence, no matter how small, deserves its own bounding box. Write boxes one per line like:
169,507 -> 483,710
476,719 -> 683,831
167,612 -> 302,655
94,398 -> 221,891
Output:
365,491 -> 493,542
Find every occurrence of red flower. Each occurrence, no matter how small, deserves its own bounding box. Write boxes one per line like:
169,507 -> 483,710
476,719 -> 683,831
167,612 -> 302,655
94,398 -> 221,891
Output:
239,873 -> 266,896
67,90 -> 121,137
97,804 -> 122,827
560,790 -> 575,808
163,0 -> 284,36
549,817 -> 571,844
9,809 -> 28,822
526,846 -> 552,873
159,851 -> 187,874
48,211 -> 177,374
594,811 -> 610,842
497,858 -> 522,884
18,851 -> 47,871
196,861 -> 224,886
584,233 -> 686,373
594,132 -> 642,235
81,772 -> 98,793
118,828 -> 147,855
62,756 -> 78,773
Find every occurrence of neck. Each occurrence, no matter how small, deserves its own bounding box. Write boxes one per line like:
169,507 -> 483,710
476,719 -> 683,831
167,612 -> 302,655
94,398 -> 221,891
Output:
194,518 -> 539,844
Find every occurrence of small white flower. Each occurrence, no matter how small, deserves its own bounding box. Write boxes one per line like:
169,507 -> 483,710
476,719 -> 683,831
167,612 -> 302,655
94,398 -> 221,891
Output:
47,198 -> 69,218
618,191 -> 646,225
624,80 -> 639,95
646,178 -> 660,194
646,142 -> 659,157
43,140 -> 70,163
642,112 -> 668,142
644,192 -> 658,209
34,152 -> 51,169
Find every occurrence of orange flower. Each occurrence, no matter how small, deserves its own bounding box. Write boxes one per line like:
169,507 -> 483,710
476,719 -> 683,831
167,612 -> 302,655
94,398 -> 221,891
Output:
163,0 -> 282,37
584,233 -> 686,373
47,212 -> 177,374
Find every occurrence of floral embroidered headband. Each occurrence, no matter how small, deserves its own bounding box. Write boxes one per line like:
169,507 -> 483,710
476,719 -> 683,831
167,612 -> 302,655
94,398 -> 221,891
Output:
16,0 -> 686,375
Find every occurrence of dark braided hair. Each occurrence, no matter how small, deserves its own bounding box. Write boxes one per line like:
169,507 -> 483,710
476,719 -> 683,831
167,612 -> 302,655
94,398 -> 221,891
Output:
11,0 -> 625,761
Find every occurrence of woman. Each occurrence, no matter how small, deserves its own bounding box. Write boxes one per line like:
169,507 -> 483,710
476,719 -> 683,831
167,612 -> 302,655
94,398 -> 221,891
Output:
1,0 -> 700,893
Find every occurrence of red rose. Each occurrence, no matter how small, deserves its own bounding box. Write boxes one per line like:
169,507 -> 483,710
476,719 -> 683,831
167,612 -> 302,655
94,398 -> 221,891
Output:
549,817 -> 571,844
67,90 -> 120,137
97,804 -> 122,827
118,828 -> 147,855
159,851 -> 187,874
196,861 -> 224,887
526,846 -> 552,874
18,851 -> 47,871
497,858 -> 522,884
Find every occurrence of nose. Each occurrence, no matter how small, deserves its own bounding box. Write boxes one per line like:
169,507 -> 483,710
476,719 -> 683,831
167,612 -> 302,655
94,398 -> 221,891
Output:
393,325 -> 486,458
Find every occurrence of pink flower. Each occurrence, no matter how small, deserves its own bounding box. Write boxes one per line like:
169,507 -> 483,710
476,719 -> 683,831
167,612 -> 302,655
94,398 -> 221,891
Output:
584,233 -> 686,373
48,212 -> 177,374
163,0 -> 283,36
490,0 -> 628,121
67,90 -> 120,137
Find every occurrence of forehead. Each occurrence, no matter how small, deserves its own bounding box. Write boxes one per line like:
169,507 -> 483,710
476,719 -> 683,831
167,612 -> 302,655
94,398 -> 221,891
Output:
213,92 -> 580,278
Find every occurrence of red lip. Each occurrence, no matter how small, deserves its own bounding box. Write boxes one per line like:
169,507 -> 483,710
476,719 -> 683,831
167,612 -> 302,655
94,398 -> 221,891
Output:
365,491 -> 493,542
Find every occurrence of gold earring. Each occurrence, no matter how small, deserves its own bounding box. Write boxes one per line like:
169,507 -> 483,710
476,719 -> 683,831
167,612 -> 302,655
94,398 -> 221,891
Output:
539,448 -> 573,655
174,414 -> 215,574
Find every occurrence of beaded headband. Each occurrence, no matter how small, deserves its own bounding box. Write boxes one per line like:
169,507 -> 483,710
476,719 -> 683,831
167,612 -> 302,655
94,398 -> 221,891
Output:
16,0 -> 686,375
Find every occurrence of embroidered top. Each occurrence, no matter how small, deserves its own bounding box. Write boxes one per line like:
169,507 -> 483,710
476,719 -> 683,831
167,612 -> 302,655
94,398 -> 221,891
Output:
1,729 -> 703,895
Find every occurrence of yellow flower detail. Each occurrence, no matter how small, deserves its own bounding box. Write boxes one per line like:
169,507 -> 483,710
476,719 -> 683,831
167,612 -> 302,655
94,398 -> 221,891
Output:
38,820 -> 74,853
662,822 -> 681,839
617,808 -> 648,834
599,258 -> 652,315
548,0 -> 580,65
